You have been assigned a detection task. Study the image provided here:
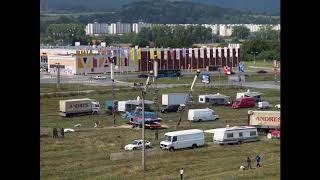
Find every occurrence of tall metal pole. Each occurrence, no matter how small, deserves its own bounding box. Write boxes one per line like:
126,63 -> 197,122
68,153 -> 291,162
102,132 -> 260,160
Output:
111,57 -> 116,125
141,89 -> 145,171
56,63 -> 60,90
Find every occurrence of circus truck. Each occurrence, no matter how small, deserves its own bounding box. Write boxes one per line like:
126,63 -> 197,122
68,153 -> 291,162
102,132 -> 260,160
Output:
248,110 -> 280,133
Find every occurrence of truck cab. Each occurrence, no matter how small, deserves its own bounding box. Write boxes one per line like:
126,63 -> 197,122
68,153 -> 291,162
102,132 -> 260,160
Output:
91,101 -> 100,113
232,97 -> 256,108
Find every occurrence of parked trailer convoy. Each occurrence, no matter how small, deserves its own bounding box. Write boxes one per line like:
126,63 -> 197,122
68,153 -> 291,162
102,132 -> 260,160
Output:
59,98 -> 100,117
248,110 -> 280,131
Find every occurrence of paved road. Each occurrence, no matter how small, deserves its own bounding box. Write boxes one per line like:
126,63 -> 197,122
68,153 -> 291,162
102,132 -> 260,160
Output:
40,71 -> 279,90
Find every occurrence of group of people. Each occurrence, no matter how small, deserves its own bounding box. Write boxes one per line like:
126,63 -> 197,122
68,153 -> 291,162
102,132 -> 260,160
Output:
244,155 -> 262,170
52,128 -> 64,138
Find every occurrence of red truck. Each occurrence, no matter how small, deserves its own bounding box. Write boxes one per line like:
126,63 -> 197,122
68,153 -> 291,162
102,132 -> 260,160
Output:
232,97 -> 256,108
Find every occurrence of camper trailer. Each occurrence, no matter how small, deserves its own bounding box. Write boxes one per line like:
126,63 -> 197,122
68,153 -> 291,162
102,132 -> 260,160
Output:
213,126 -> 258,145
236,89 -> 263,102
198,93 -> 230,105
188,108 -> 219,122
117,100 -> 154,112
160,129 -> 204,151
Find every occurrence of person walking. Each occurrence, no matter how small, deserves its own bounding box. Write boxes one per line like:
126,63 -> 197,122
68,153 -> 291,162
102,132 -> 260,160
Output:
180,168 -> 184,180
256,155 -> 261,167
247,157 -> 252,169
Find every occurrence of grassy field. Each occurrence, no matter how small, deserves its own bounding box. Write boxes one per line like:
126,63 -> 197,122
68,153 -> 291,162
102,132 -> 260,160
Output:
40,85 -> 280,179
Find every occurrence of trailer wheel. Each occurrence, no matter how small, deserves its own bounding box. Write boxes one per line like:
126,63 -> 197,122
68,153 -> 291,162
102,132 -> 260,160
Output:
192,144 -> 198,148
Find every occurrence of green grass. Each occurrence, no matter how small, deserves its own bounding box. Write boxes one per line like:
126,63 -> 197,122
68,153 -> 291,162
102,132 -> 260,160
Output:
40,85 -> 280,179
244,60 -> 275,68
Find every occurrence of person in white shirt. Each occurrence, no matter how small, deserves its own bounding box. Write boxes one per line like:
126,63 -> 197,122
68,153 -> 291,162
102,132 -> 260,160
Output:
180,168 -> 184,179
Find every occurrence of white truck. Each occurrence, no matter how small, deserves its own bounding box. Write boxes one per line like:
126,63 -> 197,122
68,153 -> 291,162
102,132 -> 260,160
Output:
59,98 -> 100,117
160,129 -> 204,151
188,108 -> 219,122
162,93 -> 189,106
213,126 -> 258,145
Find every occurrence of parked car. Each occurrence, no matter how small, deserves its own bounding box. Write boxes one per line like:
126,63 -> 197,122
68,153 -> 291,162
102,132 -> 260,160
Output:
257,70 -> 268,74
93,75 -> 107,80
138,74 -> 149,78
161,105 -> 180,113
258,101 -> 270,109
275,104 -> 280,110
124,139 -> 151,151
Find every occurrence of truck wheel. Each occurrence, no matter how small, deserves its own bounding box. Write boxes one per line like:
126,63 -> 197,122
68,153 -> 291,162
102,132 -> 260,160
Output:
192,144 -> 198,148
198,119 -> 202,122
133,147 -> 136,150
169,147 -> 174,151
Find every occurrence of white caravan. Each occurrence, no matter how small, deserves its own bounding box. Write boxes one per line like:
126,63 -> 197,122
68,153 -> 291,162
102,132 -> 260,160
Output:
188,108 -> 219,122
198,93 -> 230,105
236,89 -> 263,102
213,126 -> 258,145
160,129 -> 204,151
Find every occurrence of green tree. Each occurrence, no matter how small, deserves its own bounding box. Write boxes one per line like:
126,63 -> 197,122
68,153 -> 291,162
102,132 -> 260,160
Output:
231,26 -> 250,40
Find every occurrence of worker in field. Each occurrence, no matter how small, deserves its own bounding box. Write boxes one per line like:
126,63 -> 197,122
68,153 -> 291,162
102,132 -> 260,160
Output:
246,157 -> 252,169
52,128 -> 58,138
155,129 -> 159,140
180,168 -> 184,179
61,128 -> 64,138
256,155 -> 261,167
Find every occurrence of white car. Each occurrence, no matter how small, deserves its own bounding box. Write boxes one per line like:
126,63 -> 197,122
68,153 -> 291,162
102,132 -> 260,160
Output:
275,104 -> 280,110
93,75 -> 107,80
124,140 -> 151,151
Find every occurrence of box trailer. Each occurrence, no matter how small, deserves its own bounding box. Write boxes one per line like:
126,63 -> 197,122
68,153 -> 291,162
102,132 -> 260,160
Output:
198,93 -> 230,105
248,110 -> 280,130
213,126 -> 258,145
160,129 -> 204,151
162,93 -> 189,106
59,98 -> 100,117
188,108 -> 219,122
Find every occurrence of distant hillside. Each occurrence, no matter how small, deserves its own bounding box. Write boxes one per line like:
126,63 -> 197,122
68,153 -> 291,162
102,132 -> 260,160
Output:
117,1 -> 279,24
41,0 -> 280,15
41,1 -> 279,25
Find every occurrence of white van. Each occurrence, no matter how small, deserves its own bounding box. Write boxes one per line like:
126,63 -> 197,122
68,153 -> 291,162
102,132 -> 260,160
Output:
188,108 -> 219,122
160,129 -> 204,151
213,126 -> 258,145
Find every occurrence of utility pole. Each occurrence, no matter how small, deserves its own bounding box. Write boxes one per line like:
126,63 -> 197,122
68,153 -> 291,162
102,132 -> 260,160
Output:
110,56 -> 116,126
141,89 -> 146,171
